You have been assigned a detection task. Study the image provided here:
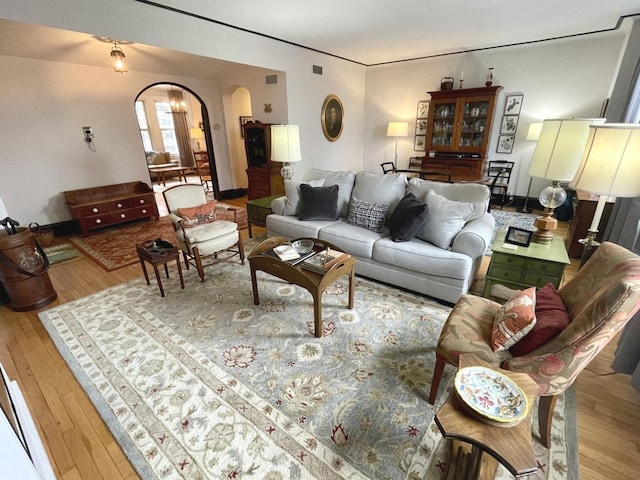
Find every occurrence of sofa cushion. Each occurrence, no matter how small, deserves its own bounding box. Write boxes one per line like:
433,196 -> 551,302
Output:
491,287 -> 537,352
407,177 -> 489,221
416,190 -> 476,249
387,192 -> 429,242
147,151 -> 171,165
283,178 -> 325,216
303,169 -> 356,217
299,184 -> 340,221
178,200 -> 217,228
509,283 -> 570,356
318,221 -> 383,258
351,172 -> 407,219
266,214 -> 342,239
347,196 -> 388,233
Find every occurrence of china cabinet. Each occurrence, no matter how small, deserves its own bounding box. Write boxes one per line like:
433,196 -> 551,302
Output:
243,121 -> 284,200
423,86 -> 502,181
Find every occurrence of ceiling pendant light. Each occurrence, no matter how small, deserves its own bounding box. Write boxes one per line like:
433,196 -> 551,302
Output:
110,42 -> 127,73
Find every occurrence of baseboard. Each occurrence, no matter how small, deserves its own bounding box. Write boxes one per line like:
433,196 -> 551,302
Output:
219,188 -> 247,200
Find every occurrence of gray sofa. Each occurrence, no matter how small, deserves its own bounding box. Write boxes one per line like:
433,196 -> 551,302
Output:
266,169 -> 495,304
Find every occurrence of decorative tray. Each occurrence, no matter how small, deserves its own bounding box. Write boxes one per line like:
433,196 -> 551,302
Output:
454,366 -> 529,427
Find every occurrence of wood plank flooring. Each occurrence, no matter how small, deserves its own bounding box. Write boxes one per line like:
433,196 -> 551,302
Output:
0,200 -> 638,479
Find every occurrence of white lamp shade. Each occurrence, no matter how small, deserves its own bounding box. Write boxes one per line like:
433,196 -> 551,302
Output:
569,124 -> 640,197
526,122 -> 543,141
528,118 -> 605,181
386,122 -> 409,137
190,127 -> 204,139
270,125 -> 302,163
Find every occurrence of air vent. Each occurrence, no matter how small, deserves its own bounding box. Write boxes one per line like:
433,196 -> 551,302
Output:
265,74 -> 278,85
313,65 -> 323,75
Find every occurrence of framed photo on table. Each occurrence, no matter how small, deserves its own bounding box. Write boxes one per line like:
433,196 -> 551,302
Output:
505,227 -> 533,247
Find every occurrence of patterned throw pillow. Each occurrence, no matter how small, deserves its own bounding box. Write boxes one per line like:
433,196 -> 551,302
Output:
178,201 -> 217,228
490,287 -> 537,352
347,196 -> 388,233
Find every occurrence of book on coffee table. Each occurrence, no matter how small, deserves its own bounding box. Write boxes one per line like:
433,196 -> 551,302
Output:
265,246 -> 316,266
301,248 -> 350,273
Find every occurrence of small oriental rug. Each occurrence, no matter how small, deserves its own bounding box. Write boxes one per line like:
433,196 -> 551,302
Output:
43,242 -> 80,266
38,255 -> 577,479
69,205 -> 248,272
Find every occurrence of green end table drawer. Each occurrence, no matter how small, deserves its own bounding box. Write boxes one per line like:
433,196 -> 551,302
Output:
522,273 -> 561,288
524,258 -> 564,276
488,265 -> 524,283
491,253 -> 526,269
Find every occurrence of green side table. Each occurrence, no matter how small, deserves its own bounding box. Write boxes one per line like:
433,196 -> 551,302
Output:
483,229 -> 570,299
246,195 -> 281,238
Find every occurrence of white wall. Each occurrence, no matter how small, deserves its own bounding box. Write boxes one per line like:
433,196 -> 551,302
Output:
364,31 -> 628,197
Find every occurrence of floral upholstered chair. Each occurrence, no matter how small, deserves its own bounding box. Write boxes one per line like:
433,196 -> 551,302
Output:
163,184 -> 244,282
428,242 -> 640,447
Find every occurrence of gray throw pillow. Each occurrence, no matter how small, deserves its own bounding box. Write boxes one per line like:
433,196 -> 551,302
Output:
299,184 -> 340,221
283,178 -> 325,216
416,190 -> 475,249
347,196 -> 388,233
387,192 -> 429,242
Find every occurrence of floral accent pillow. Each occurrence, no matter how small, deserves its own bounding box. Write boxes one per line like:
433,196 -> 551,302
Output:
178,201 -> 217,228
490,287 -> 537,352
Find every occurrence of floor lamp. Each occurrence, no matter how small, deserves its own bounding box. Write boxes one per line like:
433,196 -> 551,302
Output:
270,125 -> 302,180
569,124 -> 640,267
517,122 -> 543,213
527,118 -> 605,244
386,122 -> 408,169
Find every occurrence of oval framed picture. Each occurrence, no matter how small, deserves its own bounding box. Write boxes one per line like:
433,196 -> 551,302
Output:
321,94 -> 344,141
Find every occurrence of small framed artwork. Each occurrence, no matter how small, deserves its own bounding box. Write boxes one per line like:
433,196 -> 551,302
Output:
505,227 -> 533,247
504,94 -> 524,115
500,115 -> 519,134
239,116 -> 253,137
321,94 -> 344,142
414,135 -> 426,151
496,135 -> 515,154
415,119 -> 428,135
416,100 -> 430,119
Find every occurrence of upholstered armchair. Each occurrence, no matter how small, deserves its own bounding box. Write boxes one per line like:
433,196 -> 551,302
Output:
163,184 -> 244,282
428,242 -> 640,447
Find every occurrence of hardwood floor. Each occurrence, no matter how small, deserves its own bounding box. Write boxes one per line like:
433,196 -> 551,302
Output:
0,202 -> 638,479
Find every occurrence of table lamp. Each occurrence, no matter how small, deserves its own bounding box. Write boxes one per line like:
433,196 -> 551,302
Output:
527,118 -> 605,243
386,122 -> 409,169
190,127 -> 205,151
270,125 -> 302,180
569,123 -> 640,265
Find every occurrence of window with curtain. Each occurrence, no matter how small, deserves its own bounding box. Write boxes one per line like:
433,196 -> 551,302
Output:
154,102 -> 179,154
135,101 -> 153,151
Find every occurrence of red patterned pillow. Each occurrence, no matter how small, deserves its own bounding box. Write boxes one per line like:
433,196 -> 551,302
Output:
490,287 -> 537,352
178,201 -> 217,228
510,283 -> 570,356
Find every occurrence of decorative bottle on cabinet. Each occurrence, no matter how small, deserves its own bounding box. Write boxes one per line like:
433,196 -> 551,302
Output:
423,86 -> 502,182
242,121 -> 284,200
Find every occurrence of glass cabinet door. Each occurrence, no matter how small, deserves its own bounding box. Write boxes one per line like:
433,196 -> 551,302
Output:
459,99 -> 490,148
431,101 -> 457,147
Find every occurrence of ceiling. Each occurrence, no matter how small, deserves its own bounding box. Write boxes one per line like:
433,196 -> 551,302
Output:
0,1 -> 638,75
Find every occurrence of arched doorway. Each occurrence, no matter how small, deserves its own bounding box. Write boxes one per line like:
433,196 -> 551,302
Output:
134,83 -> 220,199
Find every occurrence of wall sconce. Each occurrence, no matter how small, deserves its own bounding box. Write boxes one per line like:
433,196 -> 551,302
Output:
110,42 -> 127,73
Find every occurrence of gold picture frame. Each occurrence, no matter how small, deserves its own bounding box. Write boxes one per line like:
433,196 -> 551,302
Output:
321,94 -> 344,142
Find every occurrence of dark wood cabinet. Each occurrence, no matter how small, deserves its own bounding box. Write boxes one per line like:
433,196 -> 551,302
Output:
242,121 -> 284,200
422,86 -> 502,182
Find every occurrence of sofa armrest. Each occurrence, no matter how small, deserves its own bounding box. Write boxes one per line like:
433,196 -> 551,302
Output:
270,196 -> 287,215
450,213 -> 495,258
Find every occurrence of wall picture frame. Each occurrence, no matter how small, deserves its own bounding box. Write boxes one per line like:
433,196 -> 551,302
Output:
414,135 -> 426,151
239,116 -> 252,137
496,134 -> 515,154
505,226 -> 533,247
321,94 -> 344,142
416,100 -> 430,119
504,94 -> 524,115
500,115 -> 519,134
415,119 -> 428,135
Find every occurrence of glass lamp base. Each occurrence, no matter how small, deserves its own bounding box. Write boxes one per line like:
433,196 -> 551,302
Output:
280,162 -> 294,180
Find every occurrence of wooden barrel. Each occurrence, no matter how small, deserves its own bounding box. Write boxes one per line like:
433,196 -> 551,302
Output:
0,227 -> 57,311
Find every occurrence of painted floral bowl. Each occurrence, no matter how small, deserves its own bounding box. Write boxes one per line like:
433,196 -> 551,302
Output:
454,366 -> 529,426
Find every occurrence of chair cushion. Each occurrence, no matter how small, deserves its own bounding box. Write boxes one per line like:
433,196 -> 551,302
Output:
178,200 -> 217,228
347,196 -> 388,233
298,184 -> 340,221
509,284 -> 570,356
179,220 -> 238,243
416,190 -> 475,249
491,287 -> 537,352
387,192 -> 429,242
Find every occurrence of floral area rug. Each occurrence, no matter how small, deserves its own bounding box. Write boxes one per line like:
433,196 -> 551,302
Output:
487,209 -> 537,254
38,243 -> 577,479
69,206 -> 248,271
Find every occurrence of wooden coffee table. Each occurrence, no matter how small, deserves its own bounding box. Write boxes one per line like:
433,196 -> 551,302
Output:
248,237 -> 355,337
435,353 -> 539,479
148,166 -> 189,186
